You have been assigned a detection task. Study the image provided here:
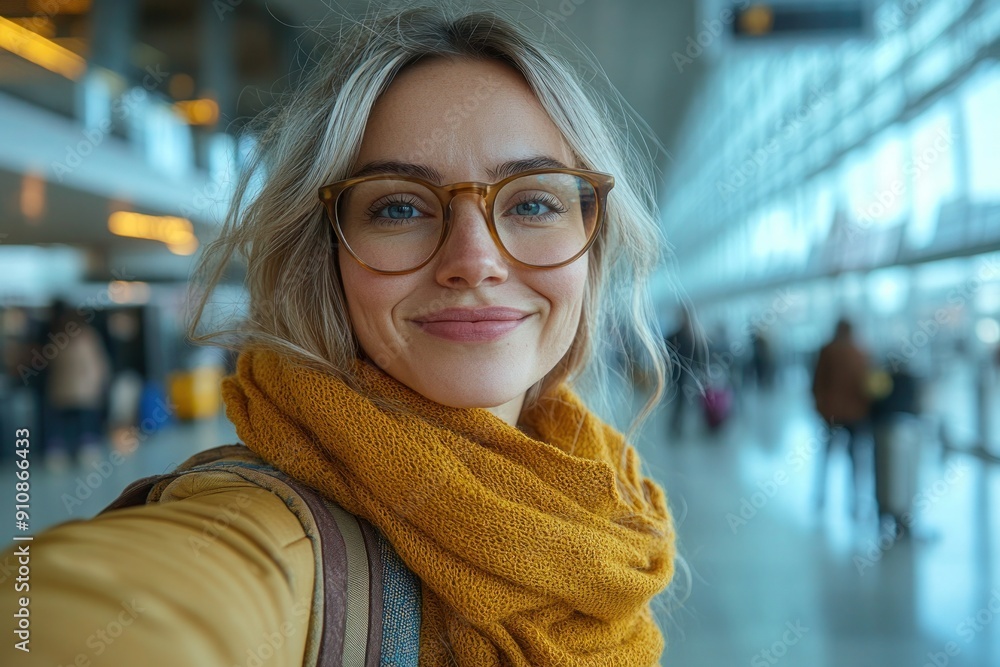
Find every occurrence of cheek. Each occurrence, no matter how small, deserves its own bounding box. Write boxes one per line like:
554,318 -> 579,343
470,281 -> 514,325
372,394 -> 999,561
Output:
540,259 -> 589,334
338,250 -> 371,321
338,253 -> 406,354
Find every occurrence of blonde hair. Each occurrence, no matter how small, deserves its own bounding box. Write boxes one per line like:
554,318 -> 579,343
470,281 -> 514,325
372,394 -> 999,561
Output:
189,2 -> 669,438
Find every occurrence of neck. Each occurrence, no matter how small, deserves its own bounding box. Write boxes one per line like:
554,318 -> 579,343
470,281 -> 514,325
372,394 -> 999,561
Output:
483,392 -> 526,428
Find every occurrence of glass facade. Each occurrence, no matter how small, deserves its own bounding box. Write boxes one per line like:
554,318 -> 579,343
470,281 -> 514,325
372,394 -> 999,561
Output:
663,0 -> 1000,300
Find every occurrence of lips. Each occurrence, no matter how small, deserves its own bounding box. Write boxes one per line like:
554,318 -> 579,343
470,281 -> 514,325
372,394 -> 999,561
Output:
414,307 -> 529,323
412,307 -> 531,342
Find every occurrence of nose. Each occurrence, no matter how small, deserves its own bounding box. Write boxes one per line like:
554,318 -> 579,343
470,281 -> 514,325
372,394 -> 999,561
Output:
433,193 -> 509,288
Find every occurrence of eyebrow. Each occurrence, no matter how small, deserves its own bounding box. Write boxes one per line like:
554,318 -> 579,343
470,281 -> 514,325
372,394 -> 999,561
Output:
350,161 -> 443,182
488,156 -> 570,180
349,156 -> 571,183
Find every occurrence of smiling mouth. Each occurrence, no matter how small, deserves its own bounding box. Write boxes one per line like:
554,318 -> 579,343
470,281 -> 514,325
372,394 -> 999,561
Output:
411,306 -> 533,342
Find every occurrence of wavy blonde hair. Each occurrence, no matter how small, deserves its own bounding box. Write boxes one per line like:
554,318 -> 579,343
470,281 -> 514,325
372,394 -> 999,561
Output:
189,2 -> 669,438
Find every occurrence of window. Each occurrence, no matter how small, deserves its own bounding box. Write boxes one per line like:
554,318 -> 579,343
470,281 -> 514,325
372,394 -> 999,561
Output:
906,102 -> 958,248
960,63 -> 1000,202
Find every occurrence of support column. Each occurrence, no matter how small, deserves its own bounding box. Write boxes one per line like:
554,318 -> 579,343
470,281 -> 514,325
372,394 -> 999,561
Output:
198,0 -> 236,129
89,0 -> 141,79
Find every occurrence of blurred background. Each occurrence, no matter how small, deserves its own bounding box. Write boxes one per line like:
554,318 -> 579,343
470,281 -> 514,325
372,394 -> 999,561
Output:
0,0 -> 998,664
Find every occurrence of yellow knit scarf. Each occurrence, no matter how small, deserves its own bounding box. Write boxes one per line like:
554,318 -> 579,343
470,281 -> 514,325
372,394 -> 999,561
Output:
222,348 -> 675,666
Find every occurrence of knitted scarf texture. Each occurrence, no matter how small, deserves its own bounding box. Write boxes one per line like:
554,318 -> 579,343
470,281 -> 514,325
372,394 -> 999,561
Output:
222,348 -> 676,666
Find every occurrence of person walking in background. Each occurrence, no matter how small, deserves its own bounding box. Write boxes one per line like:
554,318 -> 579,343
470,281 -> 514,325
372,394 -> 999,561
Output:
666,306 -> 704,438
811,318 -> 873,517
748,329 -> 776,390
44,299 -> 111,468
702,322 -> 735,432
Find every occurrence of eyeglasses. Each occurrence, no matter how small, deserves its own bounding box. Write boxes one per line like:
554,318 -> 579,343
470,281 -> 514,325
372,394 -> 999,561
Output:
318,168 -> 614,275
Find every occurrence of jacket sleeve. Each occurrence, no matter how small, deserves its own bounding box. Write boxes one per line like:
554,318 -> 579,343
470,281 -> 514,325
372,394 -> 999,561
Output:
0,471 -> 316,666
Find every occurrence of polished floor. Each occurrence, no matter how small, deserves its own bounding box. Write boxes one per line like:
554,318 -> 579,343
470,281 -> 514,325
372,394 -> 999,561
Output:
2,363 -> 998,666
634,364 -> 1000,667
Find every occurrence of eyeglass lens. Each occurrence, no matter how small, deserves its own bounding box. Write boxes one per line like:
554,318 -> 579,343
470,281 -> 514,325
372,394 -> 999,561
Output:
336,171 -> 598,272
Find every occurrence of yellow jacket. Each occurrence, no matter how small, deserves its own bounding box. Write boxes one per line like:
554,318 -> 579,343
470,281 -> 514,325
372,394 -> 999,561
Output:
1,470 -> 315,666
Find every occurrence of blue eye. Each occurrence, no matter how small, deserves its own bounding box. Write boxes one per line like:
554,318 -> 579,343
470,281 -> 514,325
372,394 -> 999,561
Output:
513,201 -> 550,216
365,195 -> 427,226
508,196 -> 567,218
381,204 -> 418,219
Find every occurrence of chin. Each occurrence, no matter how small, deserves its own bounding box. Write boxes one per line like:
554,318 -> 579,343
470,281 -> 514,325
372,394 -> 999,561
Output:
406,363 -> 535,411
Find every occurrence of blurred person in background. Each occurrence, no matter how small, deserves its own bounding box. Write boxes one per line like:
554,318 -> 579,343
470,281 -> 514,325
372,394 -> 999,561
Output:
869,358 -> 922,536
41,299 -> 111,469
702,322 -> 734,433
811,317 -> 873,517
746,329 -> 775,391
666,305 -> 704,437
0,6 -> 679,666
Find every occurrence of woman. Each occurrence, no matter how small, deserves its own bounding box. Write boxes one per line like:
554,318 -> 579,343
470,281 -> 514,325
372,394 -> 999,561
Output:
2,6 -> 677,665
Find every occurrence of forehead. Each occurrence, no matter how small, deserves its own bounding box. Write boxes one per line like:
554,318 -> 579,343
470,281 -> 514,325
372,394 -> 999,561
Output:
355,57 -> 576,181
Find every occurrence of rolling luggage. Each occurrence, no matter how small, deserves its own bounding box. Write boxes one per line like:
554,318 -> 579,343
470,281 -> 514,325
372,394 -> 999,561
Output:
702,385 -> 733,430
874,415 -> 921,519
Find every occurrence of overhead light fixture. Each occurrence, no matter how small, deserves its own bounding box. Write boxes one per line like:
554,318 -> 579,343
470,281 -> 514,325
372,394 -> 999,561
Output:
108,280 -> 151,305
740,5 -> 775,36
108,211 -> 199,256
27,0 -> 92,13
20,171 -> 46,223
173,98 -> 219,126
0,16 -> 86,80
7,17 -> 55,38
732,2 -> 866,38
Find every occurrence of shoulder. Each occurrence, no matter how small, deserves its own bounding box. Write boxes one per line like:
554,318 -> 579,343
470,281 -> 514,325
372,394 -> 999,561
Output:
0,466 -> 315,666
144,467 -> 316,559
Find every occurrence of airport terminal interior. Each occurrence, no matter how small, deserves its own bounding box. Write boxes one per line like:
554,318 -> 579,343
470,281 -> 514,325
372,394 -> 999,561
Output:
0,0 -> 999,664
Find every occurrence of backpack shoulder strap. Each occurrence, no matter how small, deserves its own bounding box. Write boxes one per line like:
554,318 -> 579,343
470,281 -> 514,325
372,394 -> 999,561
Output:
323,499 -> 385,666
100,444 -> 385,667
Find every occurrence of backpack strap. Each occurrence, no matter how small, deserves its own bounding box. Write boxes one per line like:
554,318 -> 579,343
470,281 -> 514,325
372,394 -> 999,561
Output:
100,444 -> 384,667
326,501 -> 373,665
